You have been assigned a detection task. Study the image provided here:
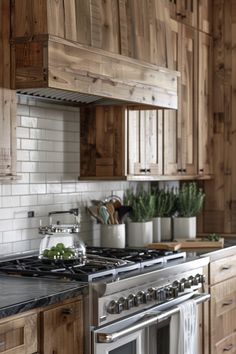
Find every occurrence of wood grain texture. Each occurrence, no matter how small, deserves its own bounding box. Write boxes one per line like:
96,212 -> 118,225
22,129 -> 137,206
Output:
203,0 -> 236,235
198,32 -> 213,175
0,312 -> 38,354
0,0 -> 17,178
198,0 -> 212,34
80,106 -> 125,178
169,0 -> 198,28
42,299 -> 83,354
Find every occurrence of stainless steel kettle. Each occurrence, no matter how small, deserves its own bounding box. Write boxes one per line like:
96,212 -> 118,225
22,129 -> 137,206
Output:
39,208 -> 86,264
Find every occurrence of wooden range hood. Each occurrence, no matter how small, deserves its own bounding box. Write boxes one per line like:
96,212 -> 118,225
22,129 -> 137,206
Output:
10,0 -> 179,109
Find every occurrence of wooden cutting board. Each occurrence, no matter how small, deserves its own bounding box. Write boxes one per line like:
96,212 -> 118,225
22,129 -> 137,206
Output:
147,238 -> 224,250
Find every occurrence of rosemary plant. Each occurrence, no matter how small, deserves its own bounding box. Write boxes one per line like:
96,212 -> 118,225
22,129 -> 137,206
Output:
176,183 -> 205,217
153,187 -> 177,217
124,188 -> 155,222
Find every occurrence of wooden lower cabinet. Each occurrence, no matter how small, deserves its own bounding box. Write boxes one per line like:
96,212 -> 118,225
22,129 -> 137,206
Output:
0,311 -> 38,354
41,298 -> 83,354
209,254 -> 236,354
0,295 -> 84,354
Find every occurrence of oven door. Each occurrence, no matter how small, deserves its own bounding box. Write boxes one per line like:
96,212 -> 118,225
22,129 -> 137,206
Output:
92,292 -> 210,354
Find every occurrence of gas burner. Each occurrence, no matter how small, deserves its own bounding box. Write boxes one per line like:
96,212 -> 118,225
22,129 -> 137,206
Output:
0,247 -> 186,282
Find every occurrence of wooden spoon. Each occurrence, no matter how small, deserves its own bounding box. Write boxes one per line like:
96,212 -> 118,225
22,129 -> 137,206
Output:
87,206 -> 104,224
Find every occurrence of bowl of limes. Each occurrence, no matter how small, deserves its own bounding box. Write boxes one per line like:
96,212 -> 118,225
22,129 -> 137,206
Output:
40,242 -> 77,261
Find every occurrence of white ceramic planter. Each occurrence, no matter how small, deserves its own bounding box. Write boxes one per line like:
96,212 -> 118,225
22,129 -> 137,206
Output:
161,217 -> 172,241
127,221 -> 153,247
100,224 -> 126,248
152,217 -> 161,242
173,216 -> 196,240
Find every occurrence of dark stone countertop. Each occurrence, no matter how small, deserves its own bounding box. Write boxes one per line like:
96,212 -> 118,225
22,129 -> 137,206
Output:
0,274 -> 87,320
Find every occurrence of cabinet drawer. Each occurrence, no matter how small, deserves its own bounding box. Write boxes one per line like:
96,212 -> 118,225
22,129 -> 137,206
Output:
215,332 -> 236,354
210,254 -> 236,284
211,278 -> 236,345
0,313 -> 38,354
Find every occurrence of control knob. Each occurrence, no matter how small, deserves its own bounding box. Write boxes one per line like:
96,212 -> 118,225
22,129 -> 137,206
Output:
134,291 -> 144,306
125,294 -> 135,309
107,300 -> 118,314
148,287 -> 158,300
117,297 -> 126,313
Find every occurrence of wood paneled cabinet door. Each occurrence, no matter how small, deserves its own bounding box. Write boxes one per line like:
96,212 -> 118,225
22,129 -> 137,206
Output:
178,24 -> 198,175
126,109 -> 163,176
198,0 -> 212,34
169,0 -> 198,28
41,298 -> 83,354
0,88 -> 17,179
0,312 -> 38,354
80,106 -> 125,179
198,32 -> 213,175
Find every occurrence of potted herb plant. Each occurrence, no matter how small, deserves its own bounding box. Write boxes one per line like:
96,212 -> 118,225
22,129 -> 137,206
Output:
152,187 -> 177,242
124,188 -> 155,247
173,182 -> 205,239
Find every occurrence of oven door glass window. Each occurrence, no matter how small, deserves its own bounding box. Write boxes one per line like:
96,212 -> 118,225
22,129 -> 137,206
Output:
95,329 -> 145,354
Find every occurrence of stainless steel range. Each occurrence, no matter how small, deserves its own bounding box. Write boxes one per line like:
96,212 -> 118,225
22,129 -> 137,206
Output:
0,248 -> 210,354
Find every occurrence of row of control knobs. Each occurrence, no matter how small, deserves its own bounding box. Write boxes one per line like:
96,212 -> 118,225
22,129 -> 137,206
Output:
107,274 -> 205,315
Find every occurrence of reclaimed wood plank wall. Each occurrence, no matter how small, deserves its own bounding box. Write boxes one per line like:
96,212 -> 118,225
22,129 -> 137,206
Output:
202,0 -> 236,234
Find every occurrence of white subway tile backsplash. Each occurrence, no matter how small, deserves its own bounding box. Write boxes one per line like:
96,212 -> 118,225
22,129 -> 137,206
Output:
21,116 -> 38,128
2,196 -> 20,208
17,127 -> 30,138
30,173 -> 46,183
3,230 -> 21,243
46,183 -> 62,194
12,184 -> 30,195
0,243 -> 13,255
17,150 -> 30,161
12,240 -> 31,253
0,208 -> 14,220
0,97 -> 141,256
21,139 -> 38,150
30,184 -> 46,194
20,195 -> 38,206
37,194 -> 54,205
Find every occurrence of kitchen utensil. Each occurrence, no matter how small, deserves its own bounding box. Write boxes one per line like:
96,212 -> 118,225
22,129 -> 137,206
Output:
87,206 -> 104,224
105,202 -> 119,224
99,206 -> 110,225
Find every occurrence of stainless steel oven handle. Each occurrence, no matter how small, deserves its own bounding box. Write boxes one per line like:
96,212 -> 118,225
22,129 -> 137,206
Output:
97,293 -> 210,343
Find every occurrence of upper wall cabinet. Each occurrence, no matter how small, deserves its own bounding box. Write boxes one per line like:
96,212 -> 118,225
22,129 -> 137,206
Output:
169,0 -> 198,28
0,0 -> 17,180
10,0 -> 179,109
169,0 -> 212,33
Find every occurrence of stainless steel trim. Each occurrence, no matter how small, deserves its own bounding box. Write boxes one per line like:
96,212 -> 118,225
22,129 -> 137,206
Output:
96,293 -> 210,343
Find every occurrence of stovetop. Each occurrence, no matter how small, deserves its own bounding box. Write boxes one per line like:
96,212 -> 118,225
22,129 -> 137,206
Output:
0,247 -> 186,282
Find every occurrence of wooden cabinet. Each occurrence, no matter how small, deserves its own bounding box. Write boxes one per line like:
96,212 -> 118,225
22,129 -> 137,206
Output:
169,0 -> 198,28
209,254 -> 236,353
127,109 -> 163,176
198,0 -> 212,34
198,32 -> 213,175
169,0 -> 212,33
0,311 -> 38,354
41,298 -> 83,354
0,0 -> 17,180
80,106 -> 125,179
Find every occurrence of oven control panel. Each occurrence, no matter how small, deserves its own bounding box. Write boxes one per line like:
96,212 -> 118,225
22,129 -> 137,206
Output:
106,273 -> 205,315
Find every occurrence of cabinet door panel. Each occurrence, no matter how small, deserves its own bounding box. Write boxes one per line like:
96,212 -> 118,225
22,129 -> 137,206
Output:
179,24 -> 198,174
169,0 -> 198,28
42,299 -> 83,354
163,110 -> 179,175
127,109 -> 162,176
0,313 -> 37,354
211,278 -> 236,346
198,32 -> 213,175
199,0 -> 212,34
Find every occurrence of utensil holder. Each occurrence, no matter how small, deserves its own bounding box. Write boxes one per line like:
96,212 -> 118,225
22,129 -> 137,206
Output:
100,224 -> 126,248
